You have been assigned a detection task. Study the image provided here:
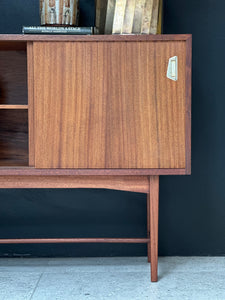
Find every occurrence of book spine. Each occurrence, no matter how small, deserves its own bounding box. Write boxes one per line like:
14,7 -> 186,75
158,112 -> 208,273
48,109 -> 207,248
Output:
132,0 -> 146,34
22,26 -> 93,35
150,0 -> 159,34
112,0 -> 127,34
141,0 -> 154,34
157,0 -> 163,34
104,0 -> 116,34
122,0 -> 136,34
95,0 -> 108,34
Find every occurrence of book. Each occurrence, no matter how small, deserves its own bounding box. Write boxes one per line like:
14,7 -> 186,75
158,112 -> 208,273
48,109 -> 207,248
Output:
132,0 -> 146,34
122,0 -> 136,34
112,0 -> 127,34
104,0 -> 116,34
95,0 -> 161,35
141,0 -> 154,34
150,0 -> 160,34
22,26 -> 94,35
157,0 -> 163,34
95,0 -> 108,34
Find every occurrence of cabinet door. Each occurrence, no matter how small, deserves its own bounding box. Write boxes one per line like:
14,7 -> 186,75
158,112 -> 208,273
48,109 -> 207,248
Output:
33,41 -> 186,169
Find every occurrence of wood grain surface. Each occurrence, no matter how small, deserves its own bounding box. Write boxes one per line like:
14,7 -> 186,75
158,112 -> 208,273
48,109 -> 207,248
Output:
0,168 -> 186,176
0,110 -> 28,166
27,42 -> 35,166
0,175 -> 149,192
154,41 -> 186,168
33,41 -> 186,169
0,238 -> 149,244
0,34 -> 191,42
0,51 -> 28,105
0,105 -> 28,109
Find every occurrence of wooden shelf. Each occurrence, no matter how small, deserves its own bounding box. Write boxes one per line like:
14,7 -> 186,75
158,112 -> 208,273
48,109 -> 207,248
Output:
0,105 -> 28,109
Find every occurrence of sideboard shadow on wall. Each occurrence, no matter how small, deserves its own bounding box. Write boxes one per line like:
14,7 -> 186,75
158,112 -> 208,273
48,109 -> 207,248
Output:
0,34 -> 192,282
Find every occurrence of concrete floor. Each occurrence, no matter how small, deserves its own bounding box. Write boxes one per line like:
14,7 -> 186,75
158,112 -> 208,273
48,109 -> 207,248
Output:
0,257 -> 224,300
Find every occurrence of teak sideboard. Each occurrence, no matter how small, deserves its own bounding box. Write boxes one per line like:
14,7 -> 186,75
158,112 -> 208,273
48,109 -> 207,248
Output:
0,34 -> 191,282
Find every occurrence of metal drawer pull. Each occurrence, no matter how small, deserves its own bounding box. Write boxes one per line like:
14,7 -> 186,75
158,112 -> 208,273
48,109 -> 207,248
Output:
167,56 -> 178,81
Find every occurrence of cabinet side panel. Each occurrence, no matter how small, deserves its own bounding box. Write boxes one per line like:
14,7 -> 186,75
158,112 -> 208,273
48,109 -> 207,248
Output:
185,36 -> 192,174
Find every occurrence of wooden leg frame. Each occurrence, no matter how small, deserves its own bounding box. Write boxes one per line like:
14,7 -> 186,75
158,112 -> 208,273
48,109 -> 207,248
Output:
0,175 -> 159,282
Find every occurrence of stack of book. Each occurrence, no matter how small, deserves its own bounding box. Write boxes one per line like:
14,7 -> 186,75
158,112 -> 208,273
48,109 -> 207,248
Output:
22,26 -> 94,35
95,0 -> 162,35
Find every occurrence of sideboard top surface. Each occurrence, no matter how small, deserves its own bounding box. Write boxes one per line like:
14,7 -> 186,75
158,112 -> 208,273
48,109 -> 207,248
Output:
0,34 -> 191,43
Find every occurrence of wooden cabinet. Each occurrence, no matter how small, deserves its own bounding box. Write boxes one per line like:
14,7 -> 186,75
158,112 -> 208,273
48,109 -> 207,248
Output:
0,34 -> 192,281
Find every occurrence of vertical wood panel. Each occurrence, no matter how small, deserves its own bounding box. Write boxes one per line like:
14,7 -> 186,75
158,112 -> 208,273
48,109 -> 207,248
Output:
27,42 -> 35,166
154,41 -> 186,168
34,41 -> 186,169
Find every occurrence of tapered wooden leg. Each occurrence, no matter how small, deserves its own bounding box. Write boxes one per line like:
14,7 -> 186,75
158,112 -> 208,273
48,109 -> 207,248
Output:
149,175 -> 159,282
147,192 -> 151,262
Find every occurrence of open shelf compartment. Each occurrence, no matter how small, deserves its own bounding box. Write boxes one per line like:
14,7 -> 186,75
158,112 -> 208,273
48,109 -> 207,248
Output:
0,42 -> 28,106
0,109 -> 28,166
0,41 -> 29,167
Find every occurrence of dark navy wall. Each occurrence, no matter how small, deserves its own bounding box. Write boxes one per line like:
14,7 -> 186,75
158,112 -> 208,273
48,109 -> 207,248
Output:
0,0 -> 225,257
